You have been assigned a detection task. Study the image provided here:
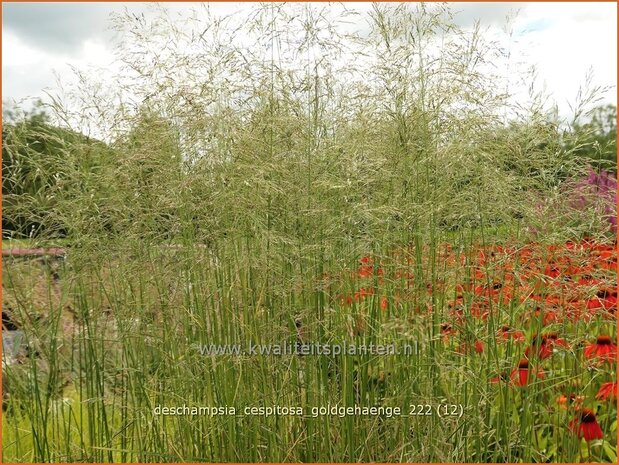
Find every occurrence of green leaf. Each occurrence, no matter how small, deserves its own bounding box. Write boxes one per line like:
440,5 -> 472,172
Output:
603,442 -> 617,463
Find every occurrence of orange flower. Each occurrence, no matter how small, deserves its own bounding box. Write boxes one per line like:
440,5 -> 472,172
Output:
556,393 -> 584,410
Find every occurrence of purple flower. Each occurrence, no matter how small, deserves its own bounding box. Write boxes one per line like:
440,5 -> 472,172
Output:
567,167 -> 617,233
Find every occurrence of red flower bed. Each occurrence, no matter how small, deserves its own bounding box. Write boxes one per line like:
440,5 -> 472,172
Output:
327,237 -> 617,450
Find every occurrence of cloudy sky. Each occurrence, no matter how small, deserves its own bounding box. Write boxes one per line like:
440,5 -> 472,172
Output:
2,2 -> 617,119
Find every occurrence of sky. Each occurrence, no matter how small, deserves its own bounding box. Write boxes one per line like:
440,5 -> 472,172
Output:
2,2 -> 617,120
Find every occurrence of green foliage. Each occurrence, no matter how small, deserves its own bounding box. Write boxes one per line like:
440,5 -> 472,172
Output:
85,108 -> 184,240
2,5 -> 603,246
2,103 -> 115,238
567,104 -> 617,172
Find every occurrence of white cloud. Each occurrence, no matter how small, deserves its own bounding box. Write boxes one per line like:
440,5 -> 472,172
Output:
2,29 -> 47,67
79,39 -> 115,68
2,2 -> 616,121
512,2 -> 617,115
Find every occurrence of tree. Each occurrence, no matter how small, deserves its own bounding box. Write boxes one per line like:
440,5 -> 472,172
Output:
568,104 -> 617,173
2,102 -> 115,238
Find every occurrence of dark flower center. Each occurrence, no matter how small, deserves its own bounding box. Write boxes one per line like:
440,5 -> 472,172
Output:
597,336 -> 613,345
496,372 -> 509,381
581,409 -> 597,423
596,289 -> 616,299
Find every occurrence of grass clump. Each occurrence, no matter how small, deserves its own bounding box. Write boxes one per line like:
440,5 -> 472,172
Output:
2,3 -> 616,463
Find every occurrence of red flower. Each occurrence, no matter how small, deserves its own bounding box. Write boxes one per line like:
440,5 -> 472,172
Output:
584,335 -> 617,362
490,372 -> 509,384
596,382 -> 617,401
456,340 -> 484,355
497,325 -> 525,343
578,275 -> 602,286
357,256 -> 373,278
544,264 -> 561,278
542,332 -> 569,349
380,296 -> 388,311
474,340 -> 484,354
521,306 -> 558,325
338,294 -> 353,306
469,303 -> 489,320
587,290 -> 617,313
358,265 -> 373,278
587,289 -> 617,312
525,332 -> 568,360
569,408 -> 604,441
440,323 -> 455,339
510,359 -> 544,386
